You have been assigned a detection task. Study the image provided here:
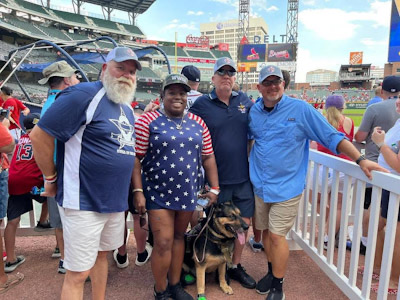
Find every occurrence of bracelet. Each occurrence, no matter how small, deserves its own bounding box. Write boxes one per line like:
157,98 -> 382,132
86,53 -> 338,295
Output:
45,172 -> 57,180
209,188 -> 220,196
132,188 -> 144,193
210,186 -> 220,190
46,177 -> 57,184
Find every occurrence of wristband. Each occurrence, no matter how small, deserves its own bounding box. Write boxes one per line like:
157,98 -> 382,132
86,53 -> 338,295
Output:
45,172 -> 57,180
375,142 -> 384,149
46,177 -> 57,184
209,188 -> 220,196
132,188 -> 144,193
210,186 -> 220,190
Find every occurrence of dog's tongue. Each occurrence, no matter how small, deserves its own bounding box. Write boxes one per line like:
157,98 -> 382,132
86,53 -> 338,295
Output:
237,231 -> 245,245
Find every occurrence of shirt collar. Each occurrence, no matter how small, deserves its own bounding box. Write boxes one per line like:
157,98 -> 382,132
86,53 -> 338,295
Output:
209,89 -> 238,100
257,94 -> 287,112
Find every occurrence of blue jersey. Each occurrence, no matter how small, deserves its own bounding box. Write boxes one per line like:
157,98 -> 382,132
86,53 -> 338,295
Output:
38,81 -> 136,213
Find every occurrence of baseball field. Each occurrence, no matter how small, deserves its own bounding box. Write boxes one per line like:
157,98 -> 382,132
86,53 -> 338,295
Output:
343,108 -> 366,127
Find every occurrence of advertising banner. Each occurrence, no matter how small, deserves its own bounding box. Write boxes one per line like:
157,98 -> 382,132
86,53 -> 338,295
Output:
349,52 -> 363,64
237,62 -> 257,73
239,44 -> 266,63
388,0 -> 400,62
218,43 -> 229,51
266,43 -> 297,62
177,57 -> 215,64
257,61 -> 297,72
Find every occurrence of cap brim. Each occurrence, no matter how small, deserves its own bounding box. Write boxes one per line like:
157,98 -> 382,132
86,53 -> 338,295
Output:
38,70 -> 77,85
259,73 -> 283,83
164,82 -> 191,93
216,63 -> 237,72
112,57 -> 142,70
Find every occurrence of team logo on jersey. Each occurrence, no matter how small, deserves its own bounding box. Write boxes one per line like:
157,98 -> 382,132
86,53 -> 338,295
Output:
109,107 -> 135,156
238,103 -> 246,113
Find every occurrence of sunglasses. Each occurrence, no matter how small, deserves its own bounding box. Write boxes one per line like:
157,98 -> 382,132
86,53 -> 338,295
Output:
139,212 -> 159,233
261,79 -> 283,87
216,69 -> 236,77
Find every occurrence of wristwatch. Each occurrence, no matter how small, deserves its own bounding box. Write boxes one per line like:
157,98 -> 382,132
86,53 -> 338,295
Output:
355,155 -> 366,165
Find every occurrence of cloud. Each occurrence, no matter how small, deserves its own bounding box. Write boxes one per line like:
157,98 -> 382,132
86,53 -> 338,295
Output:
161,20 -> 197,32
303,0 -> 316,5
299,1 -> 391,41
187,10 -> 204,16
360,38 -> 387,46
266,5 -> 278,12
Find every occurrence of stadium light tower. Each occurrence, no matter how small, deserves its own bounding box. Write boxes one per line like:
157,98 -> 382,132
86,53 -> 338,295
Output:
286,0 -> 299,43
237,0 -> 250,90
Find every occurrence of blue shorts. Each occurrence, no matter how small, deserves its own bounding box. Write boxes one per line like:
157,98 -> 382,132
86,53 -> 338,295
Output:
218,180 -> 255,218
0,170 -> 9,219
48,197 -> 63,228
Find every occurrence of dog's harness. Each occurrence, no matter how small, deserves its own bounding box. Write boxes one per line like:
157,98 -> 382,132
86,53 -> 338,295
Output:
193,205 -> 233,265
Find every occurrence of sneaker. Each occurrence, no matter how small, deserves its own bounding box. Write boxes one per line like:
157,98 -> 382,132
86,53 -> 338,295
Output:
52,247 -> 61,258
34,220 -> 52,232
227,264 -> 256,289
256,272 -> 273,294
266,287 -> 285,300
346,241 -> 366,256
5,256 -> 26,273
58,260 -> 66,274
135,243 -> 153,266
154,286 -> 170,300
113,249 -> 129,269
249,236 -> 263,253
168,282 -> 194,300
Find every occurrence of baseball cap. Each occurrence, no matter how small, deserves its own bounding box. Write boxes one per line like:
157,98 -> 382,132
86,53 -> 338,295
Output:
325,95 -> 345,110
106,47 -> 142,70
162,74 -> 191,92
259,65 -> 283,83
181,65 -> 201,82
213,57 -> 237,73
23,113 -> 40,130
38,61 -> 77,85
382,75 -> 400,93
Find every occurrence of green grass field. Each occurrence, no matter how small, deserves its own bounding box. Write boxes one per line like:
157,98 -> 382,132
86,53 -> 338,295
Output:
343,108 -> 366,127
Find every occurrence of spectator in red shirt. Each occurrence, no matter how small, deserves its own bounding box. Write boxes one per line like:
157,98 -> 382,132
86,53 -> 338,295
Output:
0,117 -> 24,293
0,86 -> 30,140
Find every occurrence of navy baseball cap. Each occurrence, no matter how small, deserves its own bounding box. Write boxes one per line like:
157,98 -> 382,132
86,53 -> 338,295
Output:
106,47 -> 142,70
213,57 -> 236,73
162,74 -> 191,92
181,65 -> 201,82
259,65 -> 283,83
382,75 -> 400,93
23,113 -> 40,130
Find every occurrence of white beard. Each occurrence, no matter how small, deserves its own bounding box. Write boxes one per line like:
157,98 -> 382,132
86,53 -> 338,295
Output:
102,69 -> 137,105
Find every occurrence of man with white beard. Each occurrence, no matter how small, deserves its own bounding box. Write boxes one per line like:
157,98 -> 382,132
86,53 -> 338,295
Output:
30,47 -> 140,300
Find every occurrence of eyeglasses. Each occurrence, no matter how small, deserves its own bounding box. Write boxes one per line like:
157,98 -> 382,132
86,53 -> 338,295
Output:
139,212 -> 159,233
261,79 -> 283,87
216,69 -> 236,77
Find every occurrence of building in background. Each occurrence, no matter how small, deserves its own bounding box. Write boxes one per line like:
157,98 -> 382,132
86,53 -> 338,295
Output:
306,69 -> 337,87
200,17 -> 268,84
370,66 -> 384,86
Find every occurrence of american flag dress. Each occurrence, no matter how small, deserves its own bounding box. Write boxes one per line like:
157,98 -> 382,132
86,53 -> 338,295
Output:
135,111 -> 213,211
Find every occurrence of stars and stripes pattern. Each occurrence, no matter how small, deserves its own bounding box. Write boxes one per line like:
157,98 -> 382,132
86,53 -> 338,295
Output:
135,111 -> 213,211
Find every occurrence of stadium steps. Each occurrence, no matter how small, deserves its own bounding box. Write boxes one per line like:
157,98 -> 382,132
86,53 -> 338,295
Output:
13,0 -> 49,16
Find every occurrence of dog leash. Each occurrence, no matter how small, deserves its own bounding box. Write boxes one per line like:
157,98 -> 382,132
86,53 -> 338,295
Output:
193,205 -> 215,264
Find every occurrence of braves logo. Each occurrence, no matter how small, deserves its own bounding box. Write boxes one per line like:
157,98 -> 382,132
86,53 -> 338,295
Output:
109,107 -> 135,155
267,66 -> 275,73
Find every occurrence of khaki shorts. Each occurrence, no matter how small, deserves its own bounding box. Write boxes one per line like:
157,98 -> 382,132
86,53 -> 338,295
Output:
254,193 -> 302,236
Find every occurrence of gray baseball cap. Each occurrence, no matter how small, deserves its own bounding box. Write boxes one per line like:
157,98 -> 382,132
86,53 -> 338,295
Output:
259,65 -> 283,83
162,74 -> 191,92
106,47 -> 142,70
213,57 -> 237,73
38,61 -> 77,85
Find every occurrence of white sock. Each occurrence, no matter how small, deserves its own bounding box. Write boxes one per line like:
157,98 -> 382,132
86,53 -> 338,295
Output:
231,264 -> 238,269
361,236 -> 368,247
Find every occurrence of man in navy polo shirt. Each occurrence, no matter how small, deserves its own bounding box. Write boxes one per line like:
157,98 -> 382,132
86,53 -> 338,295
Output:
249,65 -> 387,300
30,46 -> 140,299
190,57 -> 256,289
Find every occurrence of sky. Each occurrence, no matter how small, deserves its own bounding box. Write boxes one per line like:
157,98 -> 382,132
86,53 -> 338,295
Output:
46,0 -> 393,82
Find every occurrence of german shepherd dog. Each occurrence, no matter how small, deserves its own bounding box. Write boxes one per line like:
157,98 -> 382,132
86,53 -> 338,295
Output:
183,202 -> 249,299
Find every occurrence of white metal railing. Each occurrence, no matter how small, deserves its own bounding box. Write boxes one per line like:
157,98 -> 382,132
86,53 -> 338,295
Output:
291,149 -> 400,300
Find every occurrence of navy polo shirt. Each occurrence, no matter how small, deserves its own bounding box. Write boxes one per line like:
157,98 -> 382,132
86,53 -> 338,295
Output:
189,89 -> 253,185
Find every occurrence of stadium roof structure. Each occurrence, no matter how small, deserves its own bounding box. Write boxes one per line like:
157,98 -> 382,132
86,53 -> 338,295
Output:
80,0 -> 156,14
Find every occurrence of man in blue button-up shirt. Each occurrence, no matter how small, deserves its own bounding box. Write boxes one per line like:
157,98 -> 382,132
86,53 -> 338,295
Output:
249,65 -> 387,300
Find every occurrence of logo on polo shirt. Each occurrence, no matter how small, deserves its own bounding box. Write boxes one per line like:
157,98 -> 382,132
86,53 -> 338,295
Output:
109,107 -> 135,156
238,103 -> 246,113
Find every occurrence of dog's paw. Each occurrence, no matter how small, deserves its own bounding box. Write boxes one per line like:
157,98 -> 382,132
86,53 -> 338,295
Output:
220,284 -> 233,295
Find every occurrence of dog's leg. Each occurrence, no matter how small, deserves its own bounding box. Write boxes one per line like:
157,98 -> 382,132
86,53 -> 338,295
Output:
195,263 -> 207,297
218,263 -> 233,295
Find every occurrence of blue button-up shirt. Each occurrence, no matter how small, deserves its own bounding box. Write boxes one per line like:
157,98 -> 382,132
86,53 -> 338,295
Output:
249,95 -> 345,203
